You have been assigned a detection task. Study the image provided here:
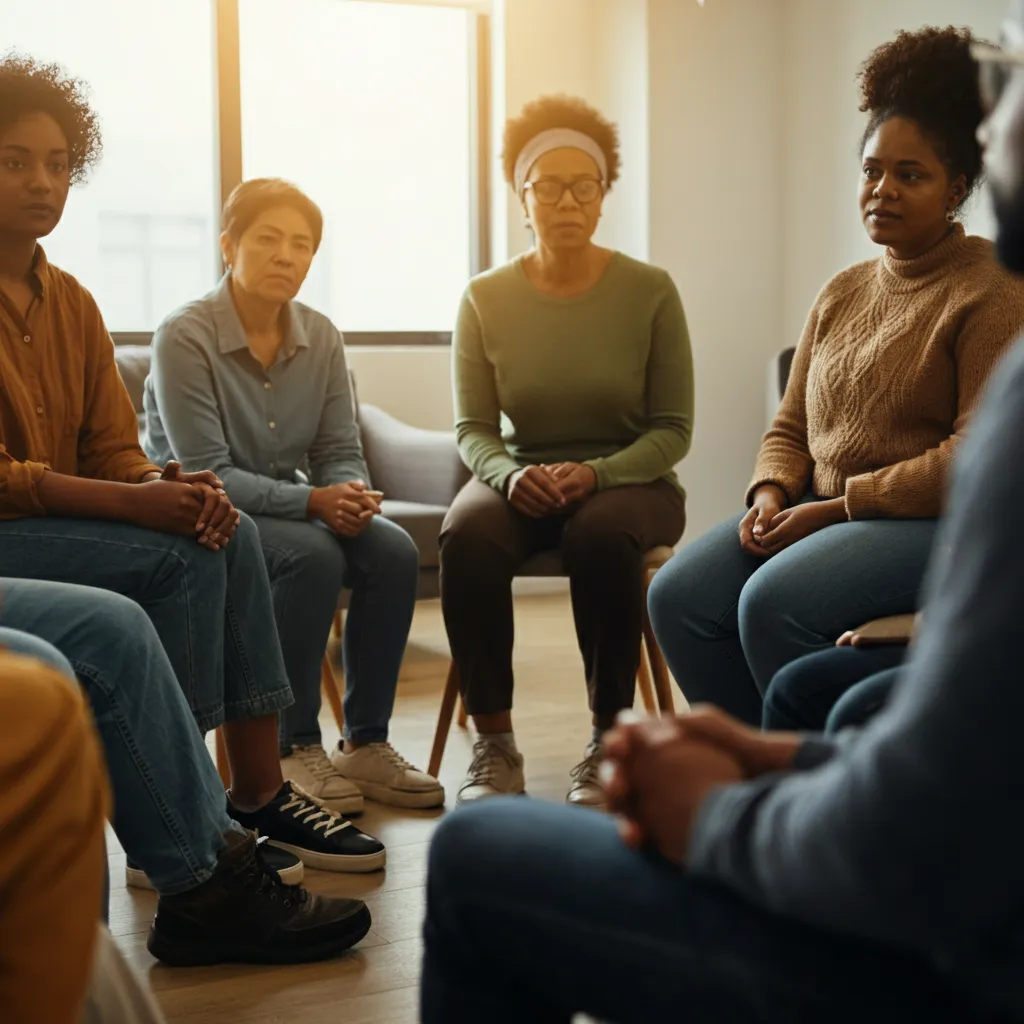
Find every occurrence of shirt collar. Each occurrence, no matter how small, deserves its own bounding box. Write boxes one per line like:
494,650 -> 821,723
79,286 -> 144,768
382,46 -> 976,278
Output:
29,245 -> 49,291
210,273 -> 310,356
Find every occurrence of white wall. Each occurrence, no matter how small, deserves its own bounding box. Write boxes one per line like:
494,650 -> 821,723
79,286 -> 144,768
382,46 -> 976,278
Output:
781,0 -> 1007,342
647,0 -> 786,544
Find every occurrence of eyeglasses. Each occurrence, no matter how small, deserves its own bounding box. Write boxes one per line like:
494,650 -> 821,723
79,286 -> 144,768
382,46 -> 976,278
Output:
972,40 -> 1024,112
524,177 -> 604,205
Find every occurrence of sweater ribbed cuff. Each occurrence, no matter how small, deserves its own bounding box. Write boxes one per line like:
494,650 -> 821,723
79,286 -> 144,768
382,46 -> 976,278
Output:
844,473 -> 876,520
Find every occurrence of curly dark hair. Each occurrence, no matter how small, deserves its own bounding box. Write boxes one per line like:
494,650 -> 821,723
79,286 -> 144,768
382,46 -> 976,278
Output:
502,94 -> 621,191
857,26 -> 985,206
0,52 -> 102,185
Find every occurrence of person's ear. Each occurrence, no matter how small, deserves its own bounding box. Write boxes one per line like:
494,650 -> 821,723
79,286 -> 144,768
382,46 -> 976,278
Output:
220,231 -> 236,271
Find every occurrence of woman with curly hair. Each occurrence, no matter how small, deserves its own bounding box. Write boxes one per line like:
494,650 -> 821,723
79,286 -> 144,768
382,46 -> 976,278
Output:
440,95 -> 694,806
649,26 -> 1024,725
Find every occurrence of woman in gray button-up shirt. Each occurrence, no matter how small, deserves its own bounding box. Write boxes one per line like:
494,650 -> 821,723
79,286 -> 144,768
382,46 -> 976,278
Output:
145,178 -> 444,813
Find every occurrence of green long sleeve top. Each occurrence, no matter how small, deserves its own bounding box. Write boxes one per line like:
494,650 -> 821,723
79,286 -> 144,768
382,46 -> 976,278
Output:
452,252 -> 695,495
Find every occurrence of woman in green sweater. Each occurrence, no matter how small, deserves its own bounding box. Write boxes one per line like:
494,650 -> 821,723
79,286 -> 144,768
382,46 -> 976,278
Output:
441,96 -> 695,808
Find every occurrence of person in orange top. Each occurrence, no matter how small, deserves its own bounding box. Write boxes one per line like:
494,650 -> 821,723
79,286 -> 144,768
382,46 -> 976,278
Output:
648,27 -> 1024,724
0,54 -> 385,876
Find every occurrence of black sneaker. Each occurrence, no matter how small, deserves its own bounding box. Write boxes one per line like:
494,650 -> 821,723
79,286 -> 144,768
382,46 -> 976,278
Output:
147,830 -> 371,966
126,837 -> 304,891
228,781 -> 386,873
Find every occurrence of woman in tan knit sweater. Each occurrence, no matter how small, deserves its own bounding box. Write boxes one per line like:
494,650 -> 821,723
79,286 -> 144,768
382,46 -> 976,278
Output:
649,26 -> 1024,725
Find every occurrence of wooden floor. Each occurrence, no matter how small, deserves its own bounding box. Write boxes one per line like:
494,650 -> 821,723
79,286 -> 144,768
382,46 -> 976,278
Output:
108,592 -> 616,1023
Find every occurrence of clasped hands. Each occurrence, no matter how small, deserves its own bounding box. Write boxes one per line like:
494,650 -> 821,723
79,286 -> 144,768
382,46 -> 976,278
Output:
140,461 -> 240,552
307,480 -> 383,537
602,706 -> 802,864
738,485 -> 847,558
506,462 -> 597,518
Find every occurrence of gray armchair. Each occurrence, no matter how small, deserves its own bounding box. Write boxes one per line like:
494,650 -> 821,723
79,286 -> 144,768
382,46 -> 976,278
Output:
113,343 -> 468,602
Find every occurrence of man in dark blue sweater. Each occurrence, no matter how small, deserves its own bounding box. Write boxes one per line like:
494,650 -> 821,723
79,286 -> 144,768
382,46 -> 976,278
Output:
419,9 -> 1024,1023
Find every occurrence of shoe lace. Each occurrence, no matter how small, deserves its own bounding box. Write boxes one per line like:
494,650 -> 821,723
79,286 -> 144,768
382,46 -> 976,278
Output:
569,743 -> 604,786
236,834 -> 308,907
368,742 -> 417,773
465,739 -> 518,788
293,745 -> 338,782
280,782 -> 353,838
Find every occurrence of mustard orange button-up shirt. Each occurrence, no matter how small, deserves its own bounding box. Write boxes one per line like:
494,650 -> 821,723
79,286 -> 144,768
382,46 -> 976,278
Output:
0,247 -> 160,518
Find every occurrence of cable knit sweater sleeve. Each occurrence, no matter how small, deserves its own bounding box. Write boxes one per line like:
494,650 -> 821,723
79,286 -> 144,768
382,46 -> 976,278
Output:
844,289 -> 1024,518
745,303 -> 818,507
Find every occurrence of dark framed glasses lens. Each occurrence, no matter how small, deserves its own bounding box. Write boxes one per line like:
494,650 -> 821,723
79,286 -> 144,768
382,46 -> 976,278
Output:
531,180 -> 566,204
571,180 -> 602,202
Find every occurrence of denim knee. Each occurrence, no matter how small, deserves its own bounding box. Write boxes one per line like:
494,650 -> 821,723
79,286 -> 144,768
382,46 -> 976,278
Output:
647,557 -> 698,646
0,628 -> 74,678
369,519 -> 420,587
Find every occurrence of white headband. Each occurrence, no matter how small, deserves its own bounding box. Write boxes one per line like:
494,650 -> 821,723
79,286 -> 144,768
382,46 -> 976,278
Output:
513,128 -> 609,198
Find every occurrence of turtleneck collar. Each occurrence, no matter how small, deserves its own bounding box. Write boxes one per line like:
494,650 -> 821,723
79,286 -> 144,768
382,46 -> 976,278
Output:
878,223 -> 971,291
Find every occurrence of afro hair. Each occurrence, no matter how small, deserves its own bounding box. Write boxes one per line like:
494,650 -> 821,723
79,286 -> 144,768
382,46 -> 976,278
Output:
502,94 -> 621,190
857,26 -> 985,204
0,51 -> 102,185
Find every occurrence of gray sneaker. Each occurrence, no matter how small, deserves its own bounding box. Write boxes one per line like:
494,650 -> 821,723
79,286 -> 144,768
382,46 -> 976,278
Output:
566,741 -> 607,810
457,737 -> 526,804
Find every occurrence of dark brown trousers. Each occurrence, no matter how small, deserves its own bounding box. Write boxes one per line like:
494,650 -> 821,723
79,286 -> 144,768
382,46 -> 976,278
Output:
439,478 -> 685,716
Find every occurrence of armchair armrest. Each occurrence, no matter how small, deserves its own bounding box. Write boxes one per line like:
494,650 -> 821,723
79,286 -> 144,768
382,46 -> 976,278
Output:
358,403 -> 470,507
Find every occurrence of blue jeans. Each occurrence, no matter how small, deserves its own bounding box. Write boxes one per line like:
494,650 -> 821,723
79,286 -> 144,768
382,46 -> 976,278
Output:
252,515 -> 419,747
0,579 -> 238,895
647,511 -> 937,724
0,514 -> 291,731
421,800 -> 992,1023
763,644 -> 906,732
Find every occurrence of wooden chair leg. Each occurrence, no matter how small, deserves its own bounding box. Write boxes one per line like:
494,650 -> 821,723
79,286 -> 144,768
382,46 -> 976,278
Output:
635,638 -> 658,715
643,617 -> 676,714
321,655 -> 345,736
428,661 -> 461,778
457,696 -> 469,729
214,727 -> 231,788
332,610 -> 343,640
642,569 -> 676,714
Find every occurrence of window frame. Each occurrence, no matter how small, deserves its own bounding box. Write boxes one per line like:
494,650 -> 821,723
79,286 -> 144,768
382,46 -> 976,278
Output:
223,0 -> 485,348
110,0 -> 490,347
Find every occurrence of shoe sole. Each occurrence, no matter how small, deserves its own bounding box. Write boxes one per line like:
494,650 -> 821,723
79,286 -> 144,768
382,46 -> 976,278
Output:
267,840 -> 387,874
126,860 -> 305,892
314,795 -> 365,816
146,905 -> 372,966
355,780 -> 446,809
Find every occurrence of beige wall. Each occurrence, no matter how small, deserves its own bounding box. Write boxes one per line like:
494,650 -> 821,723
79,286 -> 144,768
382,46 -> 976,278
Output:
647,0 -> 786,544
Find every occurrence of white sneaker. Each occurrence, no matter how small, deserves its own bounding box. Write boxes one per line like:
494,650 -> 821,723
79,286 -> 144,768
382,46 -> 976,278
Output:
566,741 -> 607,810
281,744 -> 364,815
331,742 -> 445,809
457,737 -> 526,805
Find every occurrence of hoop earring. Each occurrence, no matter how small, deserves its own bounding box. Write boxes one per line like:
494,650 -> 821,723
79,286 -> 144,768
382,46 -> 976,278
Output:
946,208 -> 957,224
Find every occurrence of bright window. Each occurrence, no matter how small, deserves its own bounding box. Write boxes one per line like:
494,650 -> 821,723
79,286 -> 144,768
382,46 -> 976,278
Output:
6,0 -> 219,331
239,0 -> 474,333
